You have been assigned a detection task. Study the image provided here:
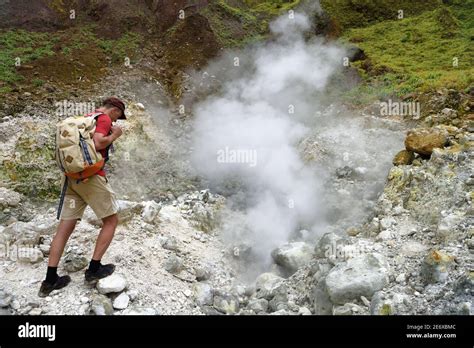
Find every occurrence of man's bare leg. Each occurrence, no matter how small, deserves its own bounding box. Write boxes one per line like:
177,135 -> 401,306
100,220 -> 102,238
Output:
39,219 -> 76,296
92,214 -> 118,260
85,214 -> 118,280
48,219 -> 77,267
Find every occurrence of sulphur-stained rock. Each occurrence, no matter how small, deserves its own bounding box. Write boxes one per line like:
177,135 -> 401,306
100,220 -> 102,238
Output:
404,128 -> 448,156
421,250 -> 455,284
392,150 -> 415,165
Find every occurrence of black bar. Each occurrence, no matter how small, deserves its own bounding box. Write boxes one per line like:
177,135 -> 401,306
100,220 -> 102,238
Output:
0,315 -> 471,347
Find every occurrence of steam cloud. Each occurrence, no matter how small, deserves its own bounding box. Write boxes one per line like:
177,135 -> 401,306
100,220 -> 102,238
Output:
188,11 -> 403,273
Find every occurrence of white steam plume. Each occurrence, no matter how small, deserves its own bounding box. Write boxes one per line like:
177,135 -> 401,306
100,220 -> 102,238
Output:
189,12 -> 347,267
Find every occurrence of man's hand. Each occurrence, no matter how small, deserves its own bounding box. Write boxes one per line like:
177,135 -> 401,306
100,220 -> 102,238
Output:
93,125 -> 123,151
111,125 -> 123,140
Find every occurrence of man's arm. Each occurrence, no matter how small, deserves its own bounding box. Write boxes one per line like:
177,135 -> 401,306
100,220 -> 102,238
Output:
93,125 -> 122,150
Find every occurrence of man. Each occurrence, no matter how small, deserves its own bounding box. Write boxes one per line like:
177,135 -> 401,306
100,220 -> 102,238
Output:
39,97 -> 127,297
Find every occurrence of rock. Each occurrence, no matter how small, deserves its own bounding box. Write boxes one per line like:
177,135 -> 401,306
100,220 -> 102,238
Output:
400,241 -> 429,257
255,273 -> 284,300
370,291 -> 409,315
2,222 -> 40,245
163,254 -> 183,274
39,244 -> 51,256
271,242 -> 313,275
395,273 -> 406,283
376,230 -> 394,241
346,227 -> 360,236
268,284 -> 288,312
269,309 -> 291,315
113,293 -> 130,310
17,247 -> 43,263
0,289 -> 13,308
63,252 -> 88,272
127,290 -> 138,301
421,250 -> 455,284
325,253 -> 389,304
142,200 -> 161,224
193,283 -> 213,306
84,200 -> 143,226
194,265 -> 211,281
405,128 -> 448,156
31,218 -> 58,235
311,279 -> 333,315
298,307 -> 312,315
0,308 -> 11,315
117,200 -> 144,222
28,308 -> 42,316
160,236 -> 179,251
436,212 -> 464,240
135,102 -> 145,110
247,298 -> 268,313
333,304 -> 353,315
97,274 -> 127,294
380,216 -> 396,230
213,291 -> 239,315
90,295 -> 114,315
393,150 -> 415,166
314,233 -> 348,259
0,187 -> 22,207
122,307 -> 157,315
346,44 -> 366,62
335,166 -> 355,178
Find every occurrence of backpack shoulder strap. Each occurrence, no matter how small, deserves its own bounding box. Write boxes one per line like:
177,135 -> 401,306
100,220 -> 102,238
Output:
89,112 -> 105,120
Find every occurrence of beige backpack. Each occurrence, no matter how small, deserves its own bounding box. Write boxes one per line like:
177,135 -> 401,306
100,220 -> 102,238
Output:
55,113 -> 105,180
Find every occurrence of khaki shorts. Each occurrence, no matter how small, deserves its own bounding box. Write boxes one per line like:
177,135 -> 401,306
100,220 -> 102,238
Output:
60,175 -> 119,220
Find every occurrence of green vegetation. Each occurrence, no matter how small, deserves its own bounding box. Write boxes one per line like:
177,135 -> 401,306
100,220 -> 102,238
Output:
202,0 -> 301,47
33,78 -> 45,87
244,0 -> 301,16
0,29 -> 55,84
320,0 -> 440,31
62,25 -> 142,63
339,2 -> 473,102
0,26 -> 142,94
0,132 -> 59,200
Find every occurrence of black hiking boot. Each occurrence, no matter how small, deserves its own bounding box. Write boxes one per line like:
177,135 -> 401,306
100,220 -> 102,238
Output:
84,263 -> 115,282
38,275 -> 71,297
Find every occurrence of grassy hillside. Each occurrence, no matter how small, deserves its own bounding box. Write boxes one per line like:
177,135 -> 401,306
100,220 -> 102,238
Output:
320,0 -> 440,31
332,1 -> 473,103
202,0 -> 301,47
0,26 -> 141,96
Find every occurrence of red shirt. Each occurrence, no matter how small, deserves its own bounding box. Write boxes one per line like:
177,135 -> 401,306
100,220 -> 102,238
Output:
87,111 -> 112,177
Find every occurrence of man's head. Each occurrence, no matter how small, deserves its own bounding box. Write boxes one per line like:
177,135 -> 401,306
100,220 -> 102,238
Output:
99,97 -> 127,121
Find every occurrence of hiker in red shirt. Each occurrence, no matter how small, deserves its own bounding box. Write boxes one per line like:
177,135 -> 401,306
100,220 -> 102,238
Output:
39,97 -> 127,297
